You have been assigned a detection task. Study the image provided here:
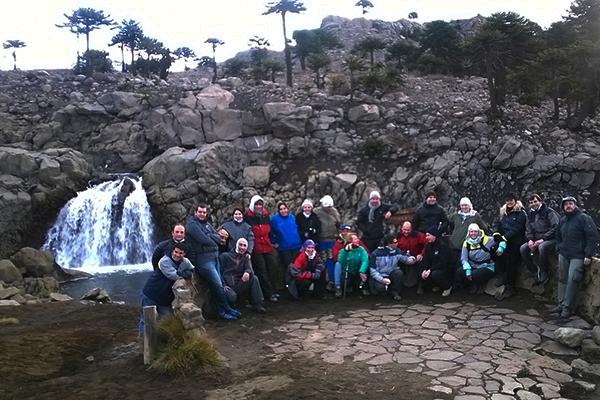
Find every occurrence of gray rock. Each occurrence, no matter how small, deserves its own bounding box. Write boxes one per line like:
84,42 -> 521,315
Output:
592,326 -> 600,345
262,102 -> 296,124
0,287 -> 20,299
554,327 -> 587,348
580,338 -> 600,363
49,293 -> 72,302
243,166 -> 270,188
0,299 -> 20,306
195,84 -> 234,110
0,260 -> 22,283
81,288 -> 112,303
347,104 -> 379,122
10,248 -> 55,278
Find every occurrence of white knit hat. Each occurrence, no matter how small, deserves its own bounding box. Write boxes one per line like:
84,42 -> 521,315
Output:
320,195 -> 334,207
369,191 -> 381,199
302,199 -> 313,208
460,197 -> 472,208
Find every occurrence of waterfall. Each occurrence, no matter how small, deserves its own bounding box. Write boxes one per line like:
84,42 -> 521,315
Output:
43,176 -> 155,273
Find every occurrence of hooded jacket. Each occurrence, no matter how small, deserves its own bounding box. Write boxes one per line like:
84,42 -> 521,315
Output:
555,207 -> 599,259
422,237 -> 452,272
492,201 -> 527,244
461,230 -> 506,273
448,212 -> 488,250
270,212 -> 302,251
185,214 -> 221,262
243,195 -> 274,254
338,245 -> 370,275
295,211 -> 321,242
219,250 -> 253,287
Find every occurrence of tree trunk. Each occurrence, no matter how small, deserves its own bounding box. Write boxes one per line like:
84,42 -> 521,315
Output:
281,13 -> 293,87
567,65 -> 597,130
120,45 -> 126,73
485,54 -> 500,117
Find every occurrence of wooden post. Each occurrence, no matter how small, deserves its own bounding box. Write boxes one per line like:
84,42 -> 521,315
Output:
143,306 -> 158,365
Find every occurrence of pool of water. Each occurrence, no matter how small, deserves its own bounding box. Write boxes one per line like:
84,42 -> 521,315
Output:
62,270 -> 152,304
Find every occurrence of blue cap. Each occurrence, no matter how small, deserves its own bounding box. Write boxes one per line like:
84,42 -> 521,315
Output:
341,224 -> 352,230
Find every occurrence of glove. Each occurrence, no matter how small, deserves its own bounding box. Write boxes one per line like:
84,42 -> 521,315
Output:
312,269 -> 321,280
493,233 -> 503,244
178,269 -> 193,279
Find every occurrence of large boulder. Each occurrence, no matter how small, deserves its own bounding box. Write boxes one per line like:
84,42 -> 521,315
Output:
10,247 -> 56,278
347,104 -> 380,122
0,260 -> 22,283
195,85 -> 234,111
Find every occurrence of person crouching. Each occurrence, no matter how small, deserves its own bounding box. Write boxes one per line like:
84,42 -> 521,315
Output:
286,240 -> 327,300
368,234 -> 406,300
219,238 -> 266,314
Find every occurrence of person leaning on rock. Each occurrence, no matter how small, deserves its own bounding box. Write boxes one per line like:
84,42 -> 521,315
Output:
219,238 -> 266,314
357,190 -> 398,253
519,194 -> 560,286
151,222 -> 196,271
551,196 -> 599,319
368,234 -> 406,301
413,191 -> 449,235
139,242 -> 194,335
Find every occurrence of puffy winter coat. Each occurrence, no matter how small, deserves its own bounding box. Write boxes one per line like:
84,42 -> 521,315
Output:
556,208 -> 599,259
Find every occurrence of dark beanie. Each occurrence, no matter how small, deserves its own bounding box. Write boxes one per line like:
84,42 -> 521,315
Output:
426,225 -> 439,237
505,192 -> 518,201
426,190 -> 437,198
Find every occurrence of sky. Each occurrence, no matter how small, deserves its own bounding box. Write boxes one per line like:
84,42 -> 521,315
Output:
0,0 -> 575,72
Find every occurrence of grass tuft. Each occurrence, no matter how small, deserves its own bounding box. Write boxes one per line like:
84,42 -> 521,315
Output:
148,314 -> 219,376
0,317 -> 19,325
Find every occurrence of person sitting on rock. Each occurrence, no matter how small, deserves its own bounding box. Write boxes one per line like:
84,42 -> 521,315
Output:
295,199 -> 321,243
396,221 -> 425,292
447,197 -> 488,271
286,240 -> 327,300
139,242 -> 194,335
420,226 -> 454,297
519,194 -> 560,286
218,206 -> 255,254
357,190 -> 399,253
413,191 -> 449,234
336,233 -> 370,297
219,238 -> 266,314
368,234 -> 407,300
151,222 -> 196,271
457,223 -> 506,295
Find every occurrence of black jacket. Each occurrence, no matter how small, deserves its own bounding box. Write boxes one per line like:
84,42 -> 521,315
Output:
492,202 -> 527,245
151,238 -> 196,270
422,238 -> 452,272
413,202 -> 449,234
295,212 -> 321,242
556,208 -> 599,259
357,202 -> 398,240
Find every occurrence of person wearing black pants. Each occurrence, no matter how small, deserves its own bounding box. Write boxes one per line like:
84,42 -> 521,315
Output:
286,240 -> 327,300
420,226 -> 454,297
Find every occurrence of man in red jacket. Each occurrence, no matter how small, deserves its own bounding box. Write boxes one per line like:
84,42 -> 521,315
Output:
396,221 -> 424,292
244,195 -> 280,303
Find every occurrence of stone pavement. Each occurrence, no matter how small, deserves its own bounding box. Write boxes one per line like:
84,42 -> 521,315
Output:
265,301 -> 600,399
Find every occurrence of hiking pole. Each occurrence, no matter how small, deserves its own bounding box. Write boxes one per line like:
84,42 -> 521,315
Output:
343,261 -> 349,300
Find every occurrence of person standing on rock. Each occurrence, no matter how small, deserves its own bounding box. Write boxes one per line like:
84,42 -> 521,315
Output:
413,191 -> 449,235
357,190 -> 399,253
151,223 -> 196,271
270,202 -> 302,269
520,194 -> 560,286
219,238 -> 266,314
552,196 -> 599,318
491,192 -> 527,301
447,197 -> 488,272
396,221 -> 425,293
313,195 -> 341,291
368,234 -> 406,300
295,199 -> 321,243
217,206 -> 255,254
139,242 -> 194,335
186,204 -> 241,320
244,195 -> 280,303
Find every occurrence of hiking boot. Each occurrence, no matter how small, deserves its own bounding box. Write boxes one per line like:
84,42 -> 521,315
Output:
469,283 -> 479,295
326,281 -> 335,292
495,273 -> 507,287
361,288 -> 371,297
268,295 -> 278,303
442,288 -> 452,297
416,285 -> 424,295
432,286 -> 441,292
229,309 -> 241,318
251,303 -> 266,314
335,286 -> 343,298
549,305 -> 562,314
503,285 -> 516,299
560,308 -> 571,318
392,292 -> 402,301
218,312 -> 237,321
539,270 -> 550,285
477,284 -> 486,295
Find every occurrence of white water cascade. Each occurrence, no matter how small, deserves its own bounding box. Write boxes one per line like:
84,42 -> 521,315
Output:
43,176 -> 155,274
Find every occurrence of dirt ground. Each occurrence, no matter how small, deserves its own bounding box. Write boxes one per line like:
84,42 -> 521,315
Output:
0,290 -> 590,400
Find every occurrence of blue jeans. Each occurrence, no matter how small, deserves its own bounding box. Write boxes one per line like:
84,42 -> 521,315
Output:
318,240 -> 335,281
138,292 -> 171,336
195,253 -> 233,316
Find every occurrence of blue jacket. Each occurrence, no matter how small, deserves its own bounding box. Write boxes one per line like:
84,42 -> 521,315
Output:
142,255 -> 193,307
556,208 -> 599,259
369,246 -> 409,282
186,215 -> 221,263
270,213 -> 302,251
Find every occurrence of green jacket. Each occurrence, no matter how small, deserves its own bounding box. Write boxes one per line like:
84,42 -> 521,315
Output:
448,212 -> 488,250
338,246 -> 369,274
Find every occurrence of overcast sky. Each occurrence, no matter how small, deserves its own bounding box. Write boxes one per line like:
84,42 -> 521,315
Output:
0,0 -> 575,71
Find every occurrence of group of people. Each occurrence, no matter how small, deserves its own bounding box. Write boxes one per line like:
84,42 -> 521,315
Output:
140,189 -> 598,331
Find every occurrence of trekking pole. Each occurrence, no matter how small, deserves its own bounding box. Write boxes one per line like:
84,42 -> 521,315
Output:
343,261 -> 349,300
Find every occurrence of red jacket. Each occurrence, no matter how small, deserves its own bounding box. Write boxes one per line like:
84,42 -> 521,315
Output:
396,230 -> 427,257
291,252 -> 325,280
244,209 -> 274,254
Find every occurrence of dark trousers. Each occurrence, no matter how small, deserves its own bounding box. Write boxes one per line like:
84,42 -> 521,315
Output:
278,249 -> 298,269
369,268 -> 404,295
252,249 -> 279,297
362,237 -> 382,253
495,241 -> 522,286
224,275 -> 264,306
295,272 -> 327,298
423,268 -> 452,290
455,267 -> 495,286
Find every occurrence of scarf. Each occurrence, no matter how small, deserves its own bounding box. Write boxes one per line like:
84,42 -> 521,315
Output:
368,202 -> 381,223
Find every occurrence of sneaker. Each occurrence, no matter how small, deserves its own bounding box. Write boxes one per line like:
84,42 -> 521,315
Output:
392,293 -> 402,301
218,312 -> 237,320
229,309 -> 241,318
469,283 -> 479,295
335,286 -> 343,298
416,285 -> 424,295
251,303 -> 267,314
274,293 -> 281,298
268,295 -> 278,303
442,288 -> 452,297
361,288 -> 371,297
549,305 -> 562,314
432,286 -> 441,292
560,308 -> 571,318
326,281 -> 335,292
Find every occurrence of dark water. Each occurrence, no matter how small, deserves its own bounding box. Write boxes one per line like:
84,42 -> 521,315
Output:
62,271 -> 152,304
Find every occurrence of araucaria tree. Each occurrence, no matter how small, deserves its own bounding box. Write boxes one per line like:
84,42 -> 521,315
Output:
3,40 -> 26,70
109,19 -> 144,72
173,47 -> 196,70
56,8 -> 115,52
306,53 -> 331,88
205,38 -> 225,83
263,0 -> 306,87
355,0 -> 374,15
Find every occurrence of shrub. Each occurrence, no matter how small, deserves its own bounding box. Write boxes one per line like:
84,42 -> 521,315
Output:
0,317 -> 19,325
363,136 -> 386,157
149,314 -> 219,376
